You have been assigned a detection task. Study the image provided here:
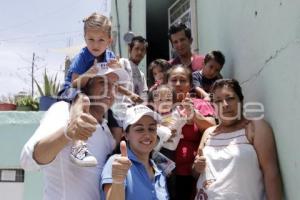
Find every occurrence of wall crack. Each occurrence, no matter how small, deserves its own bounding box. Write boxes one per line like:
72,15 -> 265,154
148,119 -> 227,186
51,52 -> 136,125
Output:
241,39 -> 300,85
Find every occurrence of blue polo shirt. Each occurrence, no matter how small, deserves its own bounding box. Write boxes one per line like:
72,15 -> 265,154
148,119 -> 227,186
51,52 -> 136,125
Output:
101,148 -> 169,200
63,47 -> 115,89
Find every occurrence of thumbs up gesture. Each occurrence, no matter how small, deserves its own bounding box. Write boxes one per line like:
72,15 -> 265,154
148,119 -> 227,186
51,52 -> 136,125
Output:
112,141 -> 132,184
65,94 -> 98,141
193,148 -> 206,173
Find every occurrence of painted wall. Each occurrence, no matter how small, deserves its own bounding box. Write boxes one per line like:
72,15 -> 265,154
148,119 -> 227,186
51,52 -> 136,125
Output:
110,0 -> 147,74
0,112 -> 44,200
196,0 -> 300,199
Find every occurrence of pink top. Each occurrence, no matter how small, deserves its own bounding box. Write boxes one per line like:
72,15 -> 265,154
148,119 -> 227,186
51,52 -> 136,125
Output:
169,54 -> 205,72
175,98 -> 215,176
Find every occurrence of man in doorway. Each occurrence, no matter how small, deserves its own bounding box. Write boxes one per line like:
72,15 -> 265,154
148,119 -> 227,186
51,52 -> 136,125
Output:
168,23 -> 205,72
119,35 -> 148,100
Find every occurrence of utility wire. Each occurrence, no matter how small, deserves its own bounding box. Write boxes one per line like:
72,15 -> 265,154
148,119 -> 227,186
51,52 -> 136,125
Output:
0,30 -> 81,42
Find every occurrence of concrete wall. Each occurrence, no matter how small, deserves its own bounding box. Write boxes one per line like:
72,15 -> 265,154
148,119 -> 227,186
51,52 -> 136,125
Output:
0,112 -> 44,200
196,0 -> 300,199
110,0 -> 147,74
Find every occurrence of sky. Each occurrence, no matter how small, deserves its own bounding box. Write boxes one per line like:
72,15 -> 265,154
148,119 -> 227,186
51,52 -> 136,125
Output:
0,0 -> 111,98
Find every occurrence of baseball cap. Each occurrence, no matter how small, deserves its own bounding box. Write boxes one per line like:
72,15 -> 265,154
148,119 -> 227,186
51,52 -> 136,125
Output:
96,62 -> 129,83
123,105 -> 162,131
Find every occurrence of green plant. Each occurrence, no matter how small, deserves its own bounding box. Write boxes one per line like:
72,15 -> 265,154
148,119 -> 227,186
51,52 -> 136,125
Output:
16,96 -> 39,111
34,70 -> 60,96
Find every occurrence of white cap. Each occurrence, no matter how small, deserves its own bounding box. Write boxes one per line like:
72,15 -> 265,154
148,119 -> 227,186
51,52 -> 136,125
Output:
123,105 -> 161,131
96,62 -> 129,83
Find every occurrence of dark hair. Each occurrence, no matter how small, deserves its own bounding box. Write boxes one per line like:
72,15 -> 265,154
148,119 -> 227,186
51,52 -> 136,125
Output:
148,59 -> 171,85
165,64 -> 193,86
129,36 -> 148,51
81,76 -> 112,101
81,76 -> 98,96
125,126 -> 130,134
204,50 -> 226,67
211,79 -> 244,102
168,23 -> 192,41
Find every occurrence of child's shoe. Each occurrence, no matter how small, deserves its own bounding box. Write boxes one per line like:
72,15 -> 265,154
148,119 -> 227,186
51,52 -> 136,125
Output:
70,143 -> 97,167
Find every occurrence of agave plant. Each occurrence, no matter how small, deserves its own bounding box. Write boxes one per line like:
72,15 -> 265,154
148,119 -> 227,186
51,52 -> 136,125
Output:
34,70 -> 60,97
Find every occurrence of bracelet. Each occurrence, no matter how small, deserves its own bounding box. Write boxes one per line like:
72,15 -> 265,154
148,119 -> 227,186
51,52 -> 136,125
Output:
63,124 -> 72,141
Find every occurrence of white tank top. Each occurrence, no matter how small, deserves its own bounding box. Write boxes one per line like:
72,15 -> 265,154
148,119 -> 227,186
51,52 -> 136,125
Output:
195,129 -> 266,200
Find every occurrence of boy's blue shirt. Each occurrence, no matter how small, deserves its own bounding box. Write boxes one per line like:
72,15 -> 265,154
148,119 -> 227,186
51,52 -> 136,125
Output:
192,70 -> 221,93
63,47 -> 115,89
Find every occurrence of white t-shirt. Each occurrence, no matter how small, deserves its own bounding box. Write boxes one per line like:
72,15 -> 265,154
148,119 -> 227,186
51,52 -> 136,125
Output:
119,58 -> 148,97
112,58 -> 148,124
20,101 -> 116,200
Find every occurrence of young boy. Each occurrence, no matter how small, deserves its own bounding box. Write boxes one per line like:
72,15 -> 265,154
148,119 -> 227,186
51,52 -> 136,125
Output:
192,50 -> 225,100
63,13 -> 114,90
61,13 -> 129,167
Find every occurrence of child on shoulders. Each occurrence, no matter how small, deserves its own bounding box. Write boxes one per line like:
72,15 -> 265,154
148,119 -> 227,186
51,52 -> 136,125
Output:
60,12 -> 129,168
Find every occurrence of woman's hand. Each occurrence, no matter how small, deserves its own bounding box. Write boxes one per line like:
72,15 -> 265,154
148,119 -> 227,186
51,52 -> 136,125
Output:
112,141 -> 132,184
193,149 -> 206,173
180,93 -> 195,121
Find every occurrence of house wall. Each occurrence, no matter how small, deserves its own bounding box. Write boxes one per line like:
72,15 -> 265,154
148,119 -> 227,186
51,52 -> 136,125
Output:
110,0 -> 147,74
196,0 -> 300,199
0,112 -> 44,200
